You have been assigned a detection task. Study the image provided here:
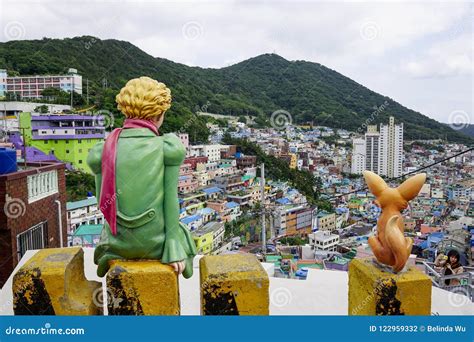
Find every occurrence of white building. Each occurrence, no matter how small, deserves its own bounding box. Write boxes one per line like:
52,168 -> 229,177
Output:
351,138 -> 366,174
189,144 -> 222,162
1,68 -> 82,99
66,196 -> 104,234
419,183 -> 431,197
357,117 -> 404,178
309,231 -> 340,251
379,116 -> 403,178
365,125 -> 380,174
0,101 -> 72,132
431,188 -> 444,200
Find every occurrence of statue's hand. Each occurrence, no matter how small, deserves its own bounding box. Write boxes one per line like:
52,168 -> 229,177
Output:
169,260 -> 185,275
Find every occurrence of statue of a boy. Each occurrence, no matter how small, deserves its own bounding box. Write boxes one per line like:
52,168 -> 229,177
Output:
87,76 -> 196,278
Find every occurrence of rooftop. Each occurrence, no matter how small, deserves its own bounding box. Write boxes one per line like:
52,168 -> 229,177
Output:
73,224 -> 103,236
67,196 -> 97,211
180,214 -> 202,225
202,187 -> 223,195
225,201 -> 239,209
193,221 -> 224,237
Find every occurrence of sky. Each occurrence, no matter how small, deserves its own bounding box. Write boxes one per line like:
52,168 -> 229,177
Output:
0,0 -> 473,126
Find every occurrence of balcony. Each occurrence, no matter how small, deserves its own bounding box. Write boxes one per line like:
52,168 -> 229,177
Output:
422,261 -> 474,301
27,170 -> 59,203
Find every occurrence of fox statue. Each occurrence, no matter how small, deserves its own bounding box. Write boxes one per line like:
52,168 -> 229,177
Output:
363,171 -> 426,273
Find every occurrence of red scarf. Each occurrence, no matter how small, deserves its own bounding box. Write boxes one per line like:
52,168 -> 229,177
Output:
99,119 -> 159,235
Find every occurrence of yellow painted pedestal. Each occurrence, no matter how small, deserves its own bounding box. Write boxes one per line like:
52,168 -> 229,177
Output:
349,258 -> 431,315
200,254 -> 269,315
13,247 -> 102,315
106,260 -> 179,315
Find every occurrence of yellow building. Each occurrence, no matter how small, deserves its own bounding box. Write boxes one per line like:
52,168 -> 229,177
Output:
315,211 -> 336,231
289,153 -> 297,169
192,221 -> 225,255
193,231 -> 214,255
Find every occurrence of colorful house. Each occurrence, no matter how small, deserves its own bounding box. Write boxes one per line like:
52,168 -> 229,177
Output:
192,221 -> 225,255
19,112 -> 105,172
71,224 -> 103,247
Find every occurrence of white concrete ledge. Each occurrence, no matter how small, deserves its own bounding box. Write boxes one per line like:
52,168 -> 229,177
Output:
1,248 -> 472,315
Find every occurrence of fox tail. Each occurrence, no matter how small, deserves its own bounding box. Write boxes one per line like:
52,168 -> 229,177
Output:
385,215 -> 412,273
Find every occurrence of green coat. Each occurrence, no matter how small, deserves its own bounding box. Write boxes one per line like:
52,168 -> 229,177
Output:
87,129 -> 197,278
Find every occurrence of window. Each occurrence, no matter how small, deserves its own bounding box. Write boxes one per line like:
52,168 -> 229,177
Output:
17,222 -> 48,258
66,150 -> 70,153
54,140 -> 58,144
66,140 -> 69,144
79,160 -> 83,164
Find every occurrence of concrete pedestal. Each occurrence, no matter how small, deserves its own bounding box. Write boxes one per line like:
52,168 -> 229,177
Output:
200,254 -> 269,315
349,258 -> 431,315
13,247 -> 102,315
106,260 -> 179,315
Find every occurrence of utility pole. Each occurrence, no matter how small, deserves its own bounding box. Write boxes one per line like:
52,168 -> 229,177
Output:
19,126 -> 28,168
260,163 -> 266,257
70,76 -> 74,108
269,210 -> 274,240
86,79 -> 89,105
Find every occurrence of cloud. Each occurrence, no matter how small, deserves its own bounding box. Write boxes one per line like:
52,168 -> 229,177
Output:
400,34 -> 473,78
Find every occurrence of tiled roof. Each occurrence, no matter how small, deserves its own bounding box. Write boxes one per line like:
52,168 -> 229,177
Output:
67,197 -> 97,210
73,224 -> 103,236
202,187 -> 223,195
180,215 -> 202,224
225,201 -> 239,209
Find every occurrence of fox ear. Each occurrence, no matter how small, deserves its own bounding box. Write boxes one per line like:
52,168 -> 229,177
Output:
397,173 -> 426,201
363,171 -> 388,197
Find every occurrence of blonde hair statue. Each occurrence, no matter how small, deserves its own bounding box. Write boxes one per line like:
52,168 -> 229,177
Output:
88,76 -> 196,281
116,76 -> 171,121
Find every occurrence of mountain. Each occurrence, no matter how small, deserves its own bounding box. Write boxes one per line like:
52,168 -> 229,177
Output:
0,36 -> 472,144
458,124 -> 474,138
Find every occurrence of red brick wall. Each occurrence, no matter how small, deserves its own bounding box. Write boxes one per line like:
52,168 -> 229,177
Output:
0,162 -> 67,287
184,156 -> 208,170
